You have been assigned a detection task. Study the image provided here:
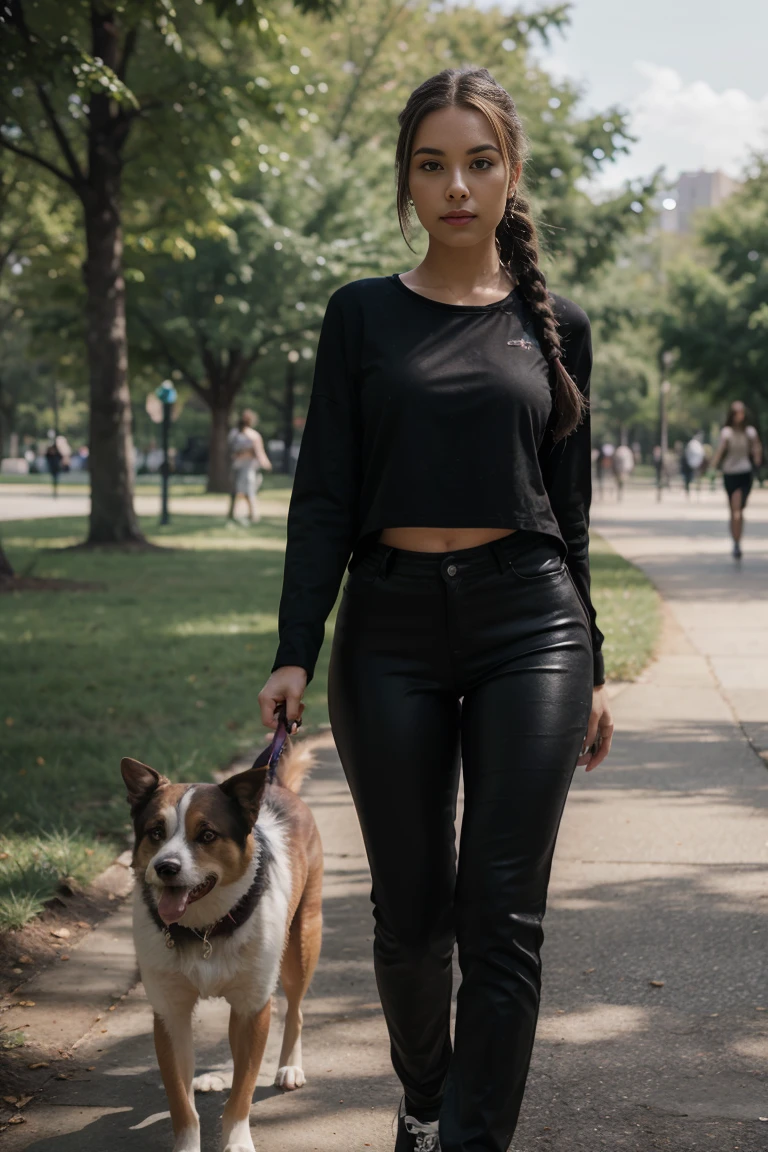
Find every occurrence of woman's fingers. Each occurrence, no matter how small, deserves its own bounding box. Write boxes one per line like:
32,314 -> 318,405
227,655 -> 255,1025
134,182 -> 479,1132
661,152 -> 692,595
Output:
579,711 -> 599,759
585,725 -> 614,772
258,668 -> 308,730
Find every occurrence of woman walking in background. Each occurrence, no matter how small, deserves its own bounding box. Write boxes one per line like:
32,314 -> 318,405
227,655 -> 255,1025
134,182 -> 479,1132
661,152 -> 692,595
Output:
227,408 -> 272,524
711,401 -> 763,559
259,67 -> 613,1152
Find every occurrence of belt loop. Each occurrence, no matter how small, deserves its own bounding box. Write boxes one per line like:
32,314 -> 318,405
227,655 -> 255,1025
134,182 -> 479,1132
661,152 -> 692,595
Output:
376,545 -> 396,580
487,538 -> 510,575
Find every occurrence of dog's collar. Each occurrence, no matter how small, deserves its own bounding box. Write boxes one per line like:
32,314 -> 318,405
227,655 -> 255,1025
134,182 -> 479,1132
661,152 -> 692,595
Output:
143,825 -> 274,957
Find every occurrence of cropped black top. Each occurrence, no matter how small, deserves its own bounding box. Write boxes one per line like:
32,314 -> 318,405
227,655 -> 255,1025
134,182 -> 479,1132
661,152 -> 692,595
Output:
271,274 -> 605,686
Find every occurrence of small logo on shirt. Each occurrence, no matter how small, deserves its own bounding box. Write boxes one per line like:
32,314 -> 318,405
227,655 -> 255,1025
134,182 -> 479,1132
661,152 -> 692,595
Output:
507,339 -> 534,350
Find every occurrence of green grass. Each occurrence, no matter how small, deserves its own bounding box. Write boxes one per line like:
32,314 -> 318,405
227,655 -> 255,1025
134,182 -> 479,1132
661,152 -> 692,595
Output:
0,513 -> 660,928
589,533 -> 661,680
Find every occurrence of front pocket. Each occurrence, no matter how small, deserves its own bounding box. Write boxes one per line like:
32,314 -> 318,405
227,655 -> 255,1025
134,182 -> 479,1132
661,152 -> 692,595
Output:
508,553 -> 566,582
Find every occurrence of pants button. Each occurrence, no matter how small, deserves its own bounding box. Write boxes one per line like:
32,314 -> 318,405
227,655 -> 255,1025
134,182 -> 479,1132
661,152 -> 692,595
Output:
446,563 -> 458,577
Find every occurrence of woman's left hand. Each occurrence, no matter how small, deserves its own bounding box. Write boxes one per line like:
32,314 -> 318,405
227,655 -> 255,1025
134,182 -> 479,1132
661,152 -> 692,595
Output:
577,684 -> 614,771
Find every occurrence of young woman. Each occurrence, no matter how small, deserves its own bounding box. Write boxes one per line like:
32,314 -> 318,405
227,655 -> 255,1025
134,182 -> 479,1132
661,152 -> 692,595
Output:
227,408 -> 272,523
259,68 -> 614,1152
710,400 -> 763,559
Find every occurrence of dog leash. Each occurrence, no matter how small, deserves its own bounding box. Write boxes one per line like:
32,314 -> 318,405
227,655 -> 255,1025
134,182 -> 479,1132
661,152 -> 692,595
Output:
251,703 -> 302,783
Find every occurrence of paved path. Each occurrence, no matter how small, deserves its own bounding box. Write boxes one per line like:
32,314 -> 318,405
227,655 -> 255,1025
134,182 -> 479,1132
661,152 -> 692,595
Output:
3,484 -> 768,1150
0,484 -> 287,523
593,482 -> 768,755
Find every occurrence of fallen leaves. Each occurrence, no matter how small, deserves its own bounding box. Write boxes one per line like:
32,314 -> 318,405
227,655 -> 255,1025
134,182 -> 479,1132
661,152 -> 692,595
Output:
50,928 -> 70,940
649,980 -> 665,988
15,1001 -> 35,1008
27,1062 -> 49,1070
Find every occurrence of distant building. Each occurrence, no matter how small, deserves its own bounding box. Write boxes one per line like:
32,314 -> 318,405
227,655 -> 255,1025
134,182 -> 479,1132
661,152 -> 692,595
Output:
659,169 -> 741,234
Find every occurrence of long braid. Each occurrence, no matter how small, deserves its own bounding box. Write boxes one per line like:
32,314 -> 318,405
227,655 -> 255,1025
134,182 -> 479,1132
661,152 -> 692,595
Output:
496,190 -> 586,441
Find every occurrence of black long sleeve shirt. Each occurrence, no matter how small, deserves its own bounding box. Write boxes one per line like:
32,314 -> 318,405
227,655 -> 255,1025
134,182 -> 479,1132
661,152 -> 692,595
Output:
272,274 -> 606,686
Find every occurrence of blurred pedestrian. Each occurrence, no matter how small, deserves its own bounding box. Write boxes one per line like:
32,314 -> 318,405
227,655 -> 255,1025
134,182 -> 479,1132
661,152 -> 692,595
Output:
681,432 -> 705,497
710,401 -> 763,559
227,409 -> 273,523
652,444 -> 663,488
597,442 -> 614,498
44,431 -> 70,497
612,443 -> 634,501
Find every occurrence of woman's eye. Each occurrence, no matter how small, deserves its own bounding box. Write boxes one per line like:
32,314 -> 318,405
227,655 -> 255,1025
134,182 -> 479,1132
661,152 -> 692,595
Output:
199,830 -> 217,844
418,158 -> 493,172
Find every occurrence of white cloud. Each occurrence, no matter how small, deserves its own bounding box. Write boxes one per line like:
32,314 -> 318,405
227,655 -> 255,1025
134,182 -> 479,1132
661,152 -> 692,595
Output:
594,62 -> 768,191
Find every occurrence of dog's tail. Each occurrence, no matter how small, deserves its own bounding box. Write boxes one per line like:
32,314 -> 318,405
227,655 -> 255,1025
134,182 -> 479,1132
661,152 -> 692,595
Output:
274,739 -> 317,794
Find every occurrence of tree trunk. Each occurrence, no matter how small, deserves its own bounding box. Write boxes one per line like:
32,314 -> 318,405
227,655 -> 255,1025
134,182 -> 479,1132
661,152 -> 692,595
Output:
82,8 -> 144,545
83,200 -> 143,542
282,357 -> 296,474
0,541 -> 13,582
208,404 -> 233,494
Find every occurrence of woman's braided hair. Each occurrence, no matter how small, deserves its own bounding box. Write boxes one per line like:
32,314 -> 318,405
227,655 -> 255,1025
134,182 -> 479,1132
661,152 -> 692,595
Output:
394,67 -> 586,441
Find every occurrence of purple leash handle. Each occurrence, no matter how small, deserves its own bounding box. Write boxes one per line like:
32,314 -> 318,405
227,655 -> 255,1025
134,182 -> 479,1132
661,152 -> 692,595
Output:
252,704 -> 301,782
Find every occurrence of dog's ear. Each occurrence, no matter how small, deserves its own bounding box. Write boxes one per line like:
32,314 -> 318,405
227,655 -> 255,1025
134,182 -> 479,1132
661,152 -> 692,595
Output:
218,765 -> 269,828
121,757 -> 169,812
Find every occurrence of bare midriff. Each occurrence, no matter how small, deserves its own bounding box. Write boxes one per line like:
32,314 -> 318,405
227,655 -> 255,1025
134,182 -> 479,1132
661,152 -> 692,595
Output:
377,527 -> 518,552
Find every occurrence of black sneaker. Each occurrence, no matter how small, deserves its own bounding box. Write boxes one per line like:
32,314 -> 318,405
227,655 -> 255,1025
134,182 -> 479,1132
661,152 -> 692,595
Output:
394,1095 -> 441,1151
733,541 -> 742,560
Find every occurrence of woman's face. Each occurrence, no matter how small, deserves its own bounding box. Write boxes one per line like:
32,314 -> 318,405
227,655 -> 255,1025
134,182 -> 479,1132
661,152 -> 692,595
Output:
731,402 -> 746,427
407,105 -> 521,250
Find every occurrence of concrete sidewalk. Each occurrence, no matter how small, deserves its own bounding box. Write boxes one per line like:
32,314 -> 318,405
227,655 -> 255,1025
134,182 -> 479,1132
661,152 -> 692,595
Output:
3,485 -> 767,1150
0,484 -> 287,524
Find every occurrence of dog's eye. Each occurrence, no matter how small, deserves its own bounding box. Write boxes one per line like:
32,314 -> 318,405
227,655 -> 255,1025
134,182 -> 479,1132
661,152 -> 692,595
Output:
198,829 -> 218,844
148,826 -> 164,843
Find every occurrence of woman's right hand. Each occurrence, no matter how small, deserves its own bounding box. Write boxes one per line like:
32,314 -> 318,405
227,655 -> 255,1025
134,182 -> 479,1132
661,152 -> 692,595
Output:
258,666 -> 307,732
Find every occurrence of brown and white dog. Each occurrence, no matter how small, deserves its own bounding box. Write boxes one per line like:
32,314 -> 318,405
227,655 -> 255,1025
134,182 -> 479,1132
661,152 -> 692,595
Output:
121,741 -> 323,1152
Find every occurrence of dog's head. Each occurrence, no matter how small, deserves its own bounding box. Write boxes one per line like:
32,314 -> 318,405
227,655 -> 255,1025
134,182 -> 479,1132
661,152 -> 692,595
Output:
120,757 -> 269,926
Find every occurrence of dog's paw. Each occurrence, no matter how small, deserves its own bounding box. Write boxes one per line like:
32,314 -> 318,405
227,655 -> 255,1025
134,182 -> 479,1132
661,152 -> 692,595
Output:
172,1126 -> 201,1152
222,1116 -> 255,1152
274,1064 -> 305,1090
192,1071 -> 231,1093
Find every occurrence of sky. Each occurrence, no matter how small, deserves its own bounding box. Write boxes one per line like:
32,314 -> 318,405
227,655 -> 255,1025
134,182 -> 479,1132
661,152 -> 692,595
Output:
489,0 -> 768,192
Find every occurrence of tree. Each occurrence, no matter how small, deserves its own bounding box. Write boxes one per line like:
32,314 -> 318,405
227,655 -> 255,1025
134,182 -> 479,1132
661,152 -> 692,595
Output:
128,0 -> 661,488
662,153 -> 768,425
0,0 -> 332,542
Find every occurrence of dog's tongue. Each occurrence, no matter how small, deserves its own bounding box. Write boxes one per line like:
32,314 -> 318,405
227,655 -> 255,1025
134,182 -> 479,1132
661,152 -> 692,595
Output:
157,887 -> 191,925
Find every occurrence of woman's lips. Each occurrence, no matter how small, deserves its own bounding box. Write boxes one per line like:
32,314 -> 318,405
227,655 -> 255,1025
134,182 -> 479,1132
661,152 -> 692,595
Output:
441,215 -> 476,226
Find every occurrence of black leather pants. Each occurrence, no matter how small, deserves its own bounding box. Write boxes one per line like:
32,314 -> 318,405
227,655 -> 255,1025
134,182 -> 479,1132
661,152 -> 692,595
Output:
327,529 -> 594,1152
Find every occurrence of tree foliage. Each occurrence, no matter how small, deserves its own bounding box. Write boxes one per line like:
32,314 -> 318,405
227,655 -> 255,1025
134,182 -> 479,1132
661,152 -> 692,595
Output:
662,154 -> 768,424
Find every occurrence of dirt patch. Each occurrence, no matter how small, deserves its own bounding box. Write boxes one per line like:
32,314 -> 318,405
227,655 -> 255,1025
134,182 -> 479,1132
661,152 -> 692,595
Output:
0,884 -> 122,999
0,576 -> 106,593
63,539 -> 167,553
0,864 -> 133,1107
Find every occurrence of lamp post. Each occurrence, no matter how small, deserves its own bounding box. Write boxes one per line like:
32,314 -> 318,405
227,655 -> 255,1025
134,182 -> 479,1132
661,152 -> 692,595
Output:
656,350 -> 676,501
155,380 -> 177,526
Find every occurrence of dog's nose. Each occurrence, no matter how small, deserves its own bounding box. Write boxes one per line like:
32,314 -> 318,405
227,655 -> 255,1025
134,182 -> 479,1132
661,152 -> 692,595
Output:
155,857 -> 182,878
